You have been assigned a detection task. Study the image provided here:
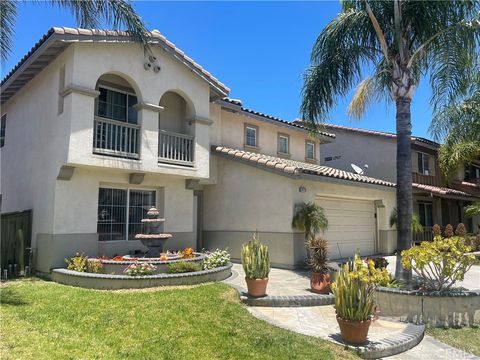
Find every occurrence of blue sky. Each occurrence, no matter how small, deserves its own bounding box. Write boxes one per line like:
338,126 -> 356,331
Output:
2,1 -> 435,139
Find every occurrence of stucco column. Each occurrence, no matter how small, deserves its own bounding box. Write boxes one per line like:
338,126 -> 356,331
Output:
191,116 -> 213,178
134,102 -> 163,165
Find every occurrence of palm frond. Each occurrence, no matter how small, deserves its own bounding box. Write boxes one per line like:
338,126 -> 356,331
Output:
52,0 -> 150,52
390,207 -> 423,235
292,202 -> 328,240
438,140 -> 480,180
0,0 -> 17,63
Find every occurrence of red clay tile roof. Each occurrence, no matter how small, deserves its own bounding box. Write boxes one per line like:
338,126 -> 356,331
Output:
412,183 -> 480,199
219,98 -> 336,140
211,145 -> 395,188
293,121 -> 438,147
1,27 -> 229,103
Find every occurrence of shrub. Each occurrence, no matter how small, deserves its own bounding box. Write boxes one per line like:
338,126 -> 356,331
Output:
203,249 -> 231,270
364,257 -> 388,269
466,234 -> 480,251
401,236 -> 476,291
349,255 -> 396,287
181,247 -> 195,259
123,263 -> 156,276
66,253 -> 88,272
306,237 -> 329,273
444,224 -> 454,238
331,260 -> 375,321
241,233 -> 270,280
455,223 -> 466,237
167,261 -> 202,274
432,224 -> 441,236
65,253 -> 103,273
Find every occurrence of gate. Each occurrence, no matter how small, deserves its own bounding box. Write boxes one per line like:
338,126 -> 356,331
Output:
1,210 -> 32,278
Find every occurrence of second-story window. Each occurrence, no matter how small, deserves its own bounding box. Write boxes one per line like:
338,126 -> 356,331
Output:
278,133 -> 289,154
97,87 -> 138,124
418,202 -> 433,227
0,114 -> 6,148
245,125 -> 258,148
306,141 -> 315,159
417,152 -> 430,175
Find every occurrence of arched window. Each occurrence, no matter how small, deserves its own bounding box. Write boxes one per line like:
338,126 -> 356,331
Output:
93,74 -> 141,159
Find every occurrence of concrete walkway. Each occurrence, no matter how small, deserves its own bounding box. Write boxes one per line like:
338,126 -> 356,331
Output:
224,262 -> 480,359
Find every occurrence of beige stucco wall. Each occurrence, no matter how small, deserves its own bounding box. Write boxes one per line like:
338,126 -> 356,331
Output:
203,157 -> 397,267
320,129 -> 397,182
1,46 -> 75,240
209,103 -> 323,164
66,42 -> 212,178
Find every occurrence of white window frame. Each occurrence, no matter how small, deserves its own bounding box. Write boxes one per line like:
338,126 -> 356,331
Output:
96,85 -> 138,124
305,141 -> 316,160
245,125 -> 258,148
277,133 -> 289,154
418,152 -> 430,175
97,186 -> 158,242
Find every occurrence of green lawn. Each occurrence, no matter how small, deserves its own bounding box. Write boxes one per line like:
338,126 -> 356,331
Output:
427,325 -> 480,357
1,279 -> 356,360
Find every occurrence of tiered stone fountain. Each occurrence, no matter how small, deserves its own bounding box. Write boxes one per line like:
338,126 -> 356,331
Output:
135,207 -> 173,257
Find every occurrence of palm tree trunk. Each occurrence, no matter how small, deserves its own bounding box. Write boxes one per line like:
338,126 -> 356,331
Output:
394,97 -> 413,283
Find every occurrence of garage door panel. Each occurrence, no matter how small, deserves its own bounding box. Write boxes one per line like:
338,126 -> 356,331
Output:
316,197 -> 375,260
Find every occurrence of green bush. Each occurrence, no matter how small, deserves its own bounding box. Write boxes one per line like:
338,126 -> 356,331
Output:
241,233 -> 270,280
167,261 -> 202,274
65,253 -> 103,273
306,237 -> 329,273
401,236 -> 476,291
331,259 -> 375,321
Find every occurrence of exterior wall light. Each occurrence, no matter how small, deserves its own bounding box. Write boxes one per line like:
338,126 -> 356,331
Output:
299,186 -> 306,193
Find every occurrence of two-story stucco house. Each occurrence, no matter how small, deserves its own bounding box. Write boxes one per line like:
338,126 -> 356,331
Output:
1,27 -> 399,275
314,123 -> 480,241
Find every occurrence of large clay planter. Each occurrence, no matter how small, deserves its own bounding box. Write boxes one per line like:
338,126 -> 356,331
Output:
245,278 -> 268,297
310,272 -> 330,294
336,317 -> 371,345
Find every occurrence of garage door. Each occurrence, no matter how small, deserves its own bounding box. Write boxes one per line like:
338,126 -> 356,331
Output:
316,197 -> 376,260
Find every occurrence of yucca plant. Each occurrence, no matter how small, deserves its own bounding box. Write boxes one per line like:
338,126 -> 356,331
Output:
331,264 -> 376,321
241,234 -> 270,280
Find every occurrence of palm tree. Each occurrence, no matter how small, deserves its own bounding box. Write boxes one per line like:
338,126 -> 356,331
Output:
300,1 -> 479,282
430,64 -> 480,180
0,0 -> 150,63
389,208 -> 423,236
291,202 -> 328,241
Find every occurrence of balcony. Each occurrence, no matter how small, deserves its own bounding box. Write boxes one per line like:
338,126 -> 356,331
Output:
413,226 -> 433,244
158,130 -> 194,167
93,117 -> 140,159
412,172 -> 441,186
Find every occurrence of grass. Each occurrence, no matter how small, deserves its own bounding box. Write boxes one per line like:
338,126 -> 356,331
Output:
427,325 -> 480,356
0,279 -> 357,360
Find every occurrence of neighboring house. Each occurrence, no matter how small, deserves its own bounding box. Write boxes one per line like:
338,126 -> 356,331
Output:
311,123 -> 480,240
1,27 -> 398,274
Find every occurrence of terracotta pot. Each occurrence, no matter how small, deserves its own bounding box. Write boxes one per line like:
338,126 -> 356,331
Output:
310,272 -> 330,294
336,316 -> 371,345
245,278 -> 268,297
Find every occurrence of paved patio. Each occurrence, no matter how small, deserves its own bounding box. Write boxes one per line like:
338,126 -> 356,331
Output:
224,261 -> 480,359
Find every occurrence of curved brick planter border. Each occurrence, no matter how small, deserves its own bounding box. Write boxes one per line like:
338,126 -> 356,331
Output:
376,287 -> 480,327
337,322 -> 425,359
240,293 -> 335,307
51,263 -> 232,290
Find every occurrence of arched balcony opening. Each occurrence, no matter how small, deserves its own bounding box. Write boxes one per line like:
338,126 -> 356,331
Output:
158,91 -> 195,166
93,73 -> 141,159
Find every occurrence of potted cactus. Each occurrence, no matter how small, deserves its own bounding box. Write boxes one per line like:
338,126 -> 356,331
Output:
306,237 -> 330,293
241,233 -> 270,297
331,261 -> 375,344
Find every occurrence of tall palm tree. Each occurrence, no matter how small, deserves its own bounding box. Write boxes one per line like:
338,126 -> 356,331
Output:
301,0 -> 479,282
430,65 -> 480,180
0,0 -> 150,63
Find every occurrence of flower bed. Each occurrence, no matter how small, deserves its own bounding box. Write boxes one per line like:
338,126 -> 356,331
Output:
51,263 -> 233,290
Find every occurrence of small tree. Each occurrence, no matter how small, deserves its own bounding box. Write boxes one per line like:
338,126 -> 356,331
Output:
389,208 -> 423,235
292,202 -> 328,241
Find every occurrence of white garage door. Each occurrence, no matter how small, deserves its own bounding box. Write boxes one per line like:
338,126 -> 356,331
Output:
316,197 -> 376,260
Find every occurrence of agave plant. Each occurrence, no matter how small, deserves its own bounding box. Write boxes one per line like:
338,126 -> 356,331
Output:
306,237 -> 329,273
241,233 -> 270,280
331,264 -> 376,321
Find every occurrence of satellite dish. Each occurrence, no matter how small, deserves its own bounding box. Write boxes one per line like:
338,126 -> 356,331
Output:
351,163 -> 365,175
